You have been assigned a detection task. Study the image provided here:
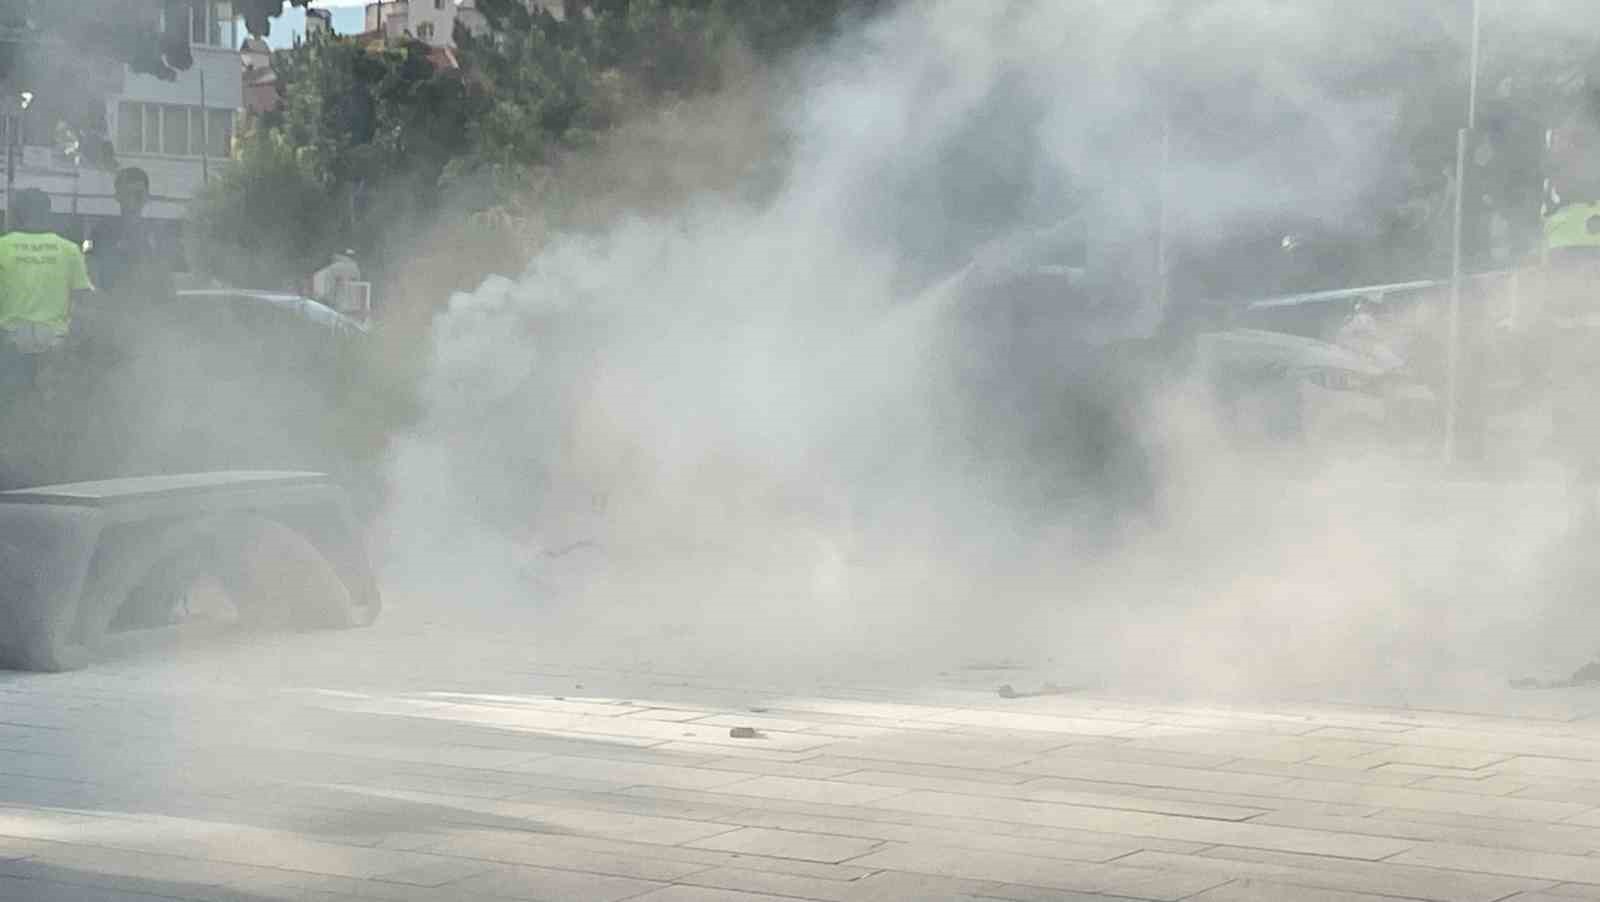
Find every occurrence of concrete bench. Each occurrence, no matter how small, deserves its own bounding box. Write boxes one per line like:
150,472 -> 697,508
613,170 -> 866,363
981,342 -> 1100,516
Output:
0,471 -> 380,671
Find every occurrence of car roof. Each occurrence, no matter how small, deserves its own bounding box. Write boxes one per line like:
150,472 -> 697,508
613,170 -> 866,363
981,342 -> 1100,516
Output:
174,289 -> 369,336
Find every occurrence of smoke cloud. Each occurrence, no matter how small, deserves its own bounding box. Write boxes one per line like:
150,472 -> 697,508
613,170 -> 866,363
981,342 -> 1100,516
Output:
380,0 -> 1599,698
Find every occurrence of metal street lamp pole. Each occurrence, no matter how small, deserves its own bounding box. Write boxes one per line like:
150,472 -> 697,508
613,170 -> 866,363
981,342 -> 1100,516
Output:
1445,0 -> 1482,465
5,91 -> 31,233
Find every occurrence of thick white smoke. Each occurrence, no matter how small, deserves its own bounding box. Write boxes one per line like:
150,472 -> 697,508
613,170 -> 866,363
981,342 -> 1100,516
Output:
380,0 -> 1600,695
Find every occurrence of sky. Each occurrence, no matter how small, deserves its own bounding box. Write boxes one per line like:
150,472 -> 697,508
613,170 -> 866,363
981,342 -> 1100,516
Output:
254,3 -> 372,48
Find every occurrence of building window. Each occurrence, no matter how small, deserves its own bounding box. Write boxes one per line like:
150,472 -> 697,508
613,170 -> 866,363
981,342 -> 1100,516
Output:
417,22 -> 434,40
190,1 -> 236,48
206,109 -> 234,158
117,103 -> 142,154
162,105 -> 189,156
435,0 -> 445,8
143,105 -> 161,153
118,102 -> 235,158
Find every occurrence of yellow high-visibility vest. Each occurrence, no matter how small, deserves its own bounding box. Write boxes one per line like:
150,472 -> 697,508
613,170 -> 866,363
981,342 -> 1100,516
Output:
1545,202 -> 1600,251
0,231 -> 91,333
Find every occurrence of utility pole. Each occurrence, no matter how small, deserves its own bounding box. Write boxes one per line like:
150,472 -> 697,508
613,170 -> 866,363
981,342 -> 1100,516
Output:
199,68 -> 210,187
5,108 -> 15,233
1444,0 -> 1482,465
5,91 -> 31,233
1153,3 -> 1176,319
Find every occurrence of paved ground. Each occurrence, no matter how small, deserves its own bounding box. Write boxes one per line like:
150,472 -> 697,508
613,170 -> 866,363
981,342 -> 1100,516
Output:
8,615 -> 1600,901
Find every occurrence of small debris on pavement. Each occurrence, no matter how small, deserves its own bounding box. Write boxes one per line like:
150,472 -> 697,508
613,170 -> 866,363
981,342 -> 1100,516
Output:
729,726 -> 761,739
747,706 -> 769,713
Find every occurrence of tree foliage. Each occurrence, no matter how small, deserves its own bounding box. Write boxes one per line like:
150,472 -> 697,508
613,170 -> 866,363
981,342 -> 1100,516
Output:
187,129 -> 336,288
192,33 -> 477,287
457,0 -> 887,165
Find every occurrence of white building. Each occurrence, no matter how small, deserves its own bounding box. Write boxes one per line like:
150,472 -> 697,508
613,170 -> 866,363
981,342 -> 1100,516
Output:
365,0 -> 458,46
6,1 -> 241,233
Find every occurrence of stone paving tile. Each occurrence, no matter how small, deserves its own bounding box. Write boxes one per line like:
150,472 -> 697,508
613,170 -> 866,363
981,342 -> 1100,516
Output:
1210,757 -> 1426,787
417,831 -> 714,882
815,737 -> 1063,770
0,856 -> 295,902
652,741 -> 839,763
685,774 -> 912,807
666,865 -> 868,901
1498,757 -> 1600,781
695,756 -> 864,781
620,707 -> 717,723
1010,756 -> 1295,795
726,807 -> 1203,858
1185,879 -> 1426,902
507,753 -> 763,791
247,870 -> 553,901
1412,774 -> 1532,796
803,756 -> 1038,785
1115,848 -> 1545,902
1400,730 -> 1600,762
1027,743 -> 1240,771
1264,778 -> 1592,821
0,873 -> 228,902
311,784 -> 742,846
686,826 -> 885,863
1249,809 -> 1600,856
627,886 -> 817,902
1339,745 -> 1513,770
1022,784 -> 1272,821
844,761 -> 1292,825
1391,842 -> 1600,883
1373,805 -> 1600,834
869,790 -> 1417,859
1198,847 -> 1553,900
369,855 -> 497,887
445,863 -> 669,901
1021,775 -> 1378,819
424,826 -> 875,881
693,712 -> 880,735
847,842 -> 1229,900
841,869 -> 1007,900
920,709 -> 1144,737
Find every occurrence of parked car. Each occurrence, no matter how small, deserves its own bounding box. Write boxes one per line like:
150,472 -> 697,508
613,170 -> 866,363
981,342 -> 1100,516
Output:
1195,327 -> 1438,453
1,288 -> 375,492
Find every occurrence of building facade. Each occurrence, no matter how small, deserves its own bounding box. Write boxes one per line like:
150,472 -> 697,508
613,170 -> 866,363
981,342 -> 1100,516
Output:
365,0 -> 458,46
7,1 -> 241,237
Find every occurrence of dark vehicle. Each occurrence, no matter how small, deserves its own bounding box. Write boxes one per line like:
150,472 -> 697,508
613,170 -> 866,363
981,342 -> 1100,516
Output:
3,288 -> 375,491
1199,282 -> 1447,454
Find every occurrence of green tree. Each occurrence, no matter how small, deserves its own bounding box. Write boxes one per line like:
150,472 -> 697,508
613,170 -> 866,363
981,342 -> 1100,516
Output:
188,130 -> 337,288
456,0 -> 889,165
191,31 -> 478,286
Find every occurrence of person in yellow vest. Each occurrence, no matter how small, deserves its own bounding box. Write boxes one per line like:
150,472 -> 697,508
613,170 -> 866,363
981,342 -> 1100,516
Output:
0,189 -> 92,387
1545,202 -> 1600,255
1540,200 -> 1600,479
